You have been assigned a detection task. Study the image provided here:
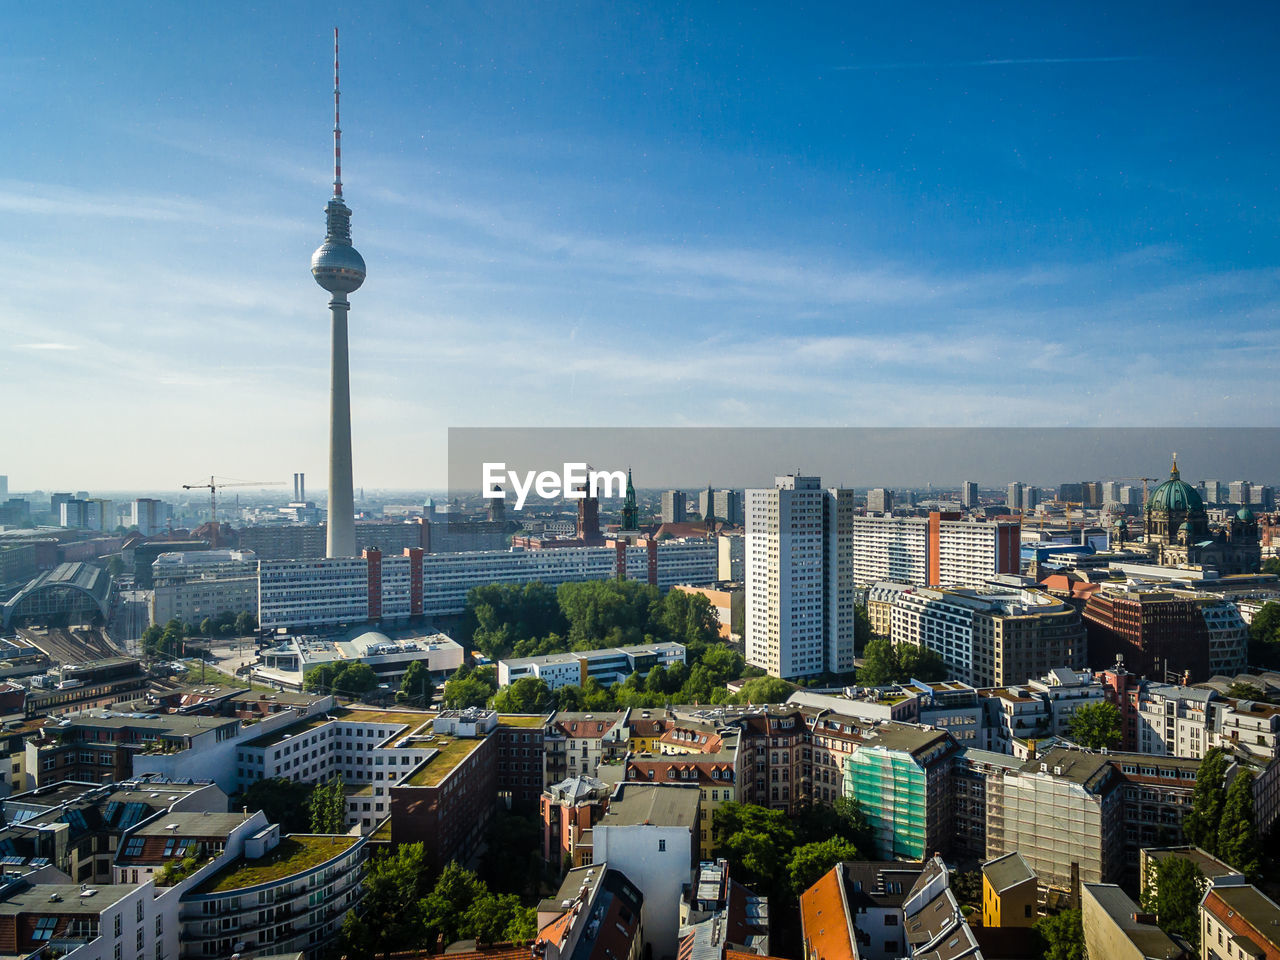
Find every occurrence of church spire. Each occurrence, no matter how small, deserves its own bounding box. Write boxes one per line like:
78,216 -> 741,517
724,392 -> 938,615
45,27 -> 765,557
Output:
622,468 -> 639,530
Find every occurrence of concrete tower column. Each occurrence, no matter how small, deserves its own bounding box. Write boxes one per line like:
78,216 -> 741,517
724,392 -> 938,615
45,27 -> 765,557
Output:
327,292 -> 356,558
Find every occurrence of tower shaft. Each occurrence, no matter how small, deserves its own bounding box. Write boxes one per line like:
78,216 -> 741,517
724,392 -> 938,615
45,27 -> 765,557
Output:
327,293 -> 356,558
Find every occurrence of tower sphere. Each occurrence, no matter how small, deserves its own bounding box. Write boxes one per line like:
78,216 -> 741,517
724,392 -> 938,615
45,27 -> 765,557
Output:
311,236 -> 366,294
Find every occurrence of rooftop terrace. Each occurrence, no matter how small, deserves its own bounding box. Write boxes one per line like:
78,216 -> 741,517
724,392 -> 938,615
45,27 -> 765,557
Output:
404,737 -> 486,787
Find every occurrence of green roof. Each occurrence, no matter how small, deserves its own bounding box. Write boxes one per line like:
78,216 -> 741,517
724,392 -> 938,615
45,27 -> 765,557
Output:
404,737 -> 485,786
194,835 -> 358,893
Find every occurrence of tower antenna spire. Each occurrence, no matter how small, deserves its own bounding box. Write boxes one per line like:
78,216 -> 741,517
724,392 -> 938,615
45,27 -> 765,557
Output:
333,26 -> 342,198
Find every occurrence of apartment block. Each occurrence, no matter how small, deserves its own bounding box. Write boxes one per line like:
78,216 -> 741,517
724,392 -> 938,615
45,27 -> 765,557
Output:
848,514 -> 1020,588
745,476 -> 855,678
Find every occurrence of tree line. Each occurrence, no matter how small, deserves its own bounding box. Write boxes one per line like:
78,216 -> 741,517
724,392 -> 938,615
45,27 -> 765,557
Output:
141,611 -> 257,658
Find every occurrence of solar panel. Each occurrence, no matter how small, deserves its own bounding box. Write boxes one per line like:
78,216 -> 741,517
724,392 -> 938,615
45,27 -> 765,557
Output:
29,859 -> 50,868
102,801 -> 121,825
1,856 -> 25,866
117,803 -> 147,829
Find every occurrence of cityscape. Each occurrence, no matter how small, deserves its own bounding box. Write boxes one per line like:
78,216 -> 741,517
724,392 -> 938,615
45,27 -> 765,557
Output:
5,7 -> 1280,960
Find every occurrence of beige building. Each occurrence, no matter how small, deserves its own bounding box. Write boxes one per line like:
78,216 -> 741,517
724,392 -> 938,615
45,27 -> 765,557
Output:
1082,883 -> 1188,960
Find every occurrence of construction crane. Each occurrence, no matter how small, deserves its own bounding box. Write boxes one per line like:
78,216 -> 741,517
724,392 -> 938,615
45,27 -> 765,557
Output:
1105,476 -> 1162,507
182,477 -> 286,546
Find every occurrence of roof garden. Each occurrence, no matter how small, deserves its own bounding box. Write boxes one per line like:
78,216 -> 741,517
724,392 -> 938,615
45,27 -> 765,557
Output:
404,738 -> 485,787
194,835 -> 359,894
498,714 -> 549,728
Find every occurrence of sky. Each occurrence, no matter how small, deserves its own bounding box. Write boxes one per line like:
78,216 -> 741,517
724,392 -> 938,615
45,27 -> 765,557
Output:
3,2 -> 1279,491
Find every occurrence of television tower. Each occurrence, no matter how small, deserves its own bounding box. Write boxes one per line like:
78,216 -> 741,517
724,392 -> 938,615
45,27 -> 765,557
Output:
311,27 -> 364,558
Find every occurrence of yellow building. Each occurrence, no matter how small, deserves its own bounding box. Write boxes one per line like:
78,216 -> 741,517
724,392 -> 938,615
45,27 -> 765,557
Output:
626,713 -> 668,754
982,851 -> 1038,928
624,750 -> 738,860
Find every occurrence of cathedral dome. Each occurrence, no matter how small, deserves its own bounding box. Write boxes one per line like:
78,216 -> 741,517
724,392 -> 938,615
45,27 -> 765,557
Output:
1237,505 -> 1256,522
1147,460 -> 1204,515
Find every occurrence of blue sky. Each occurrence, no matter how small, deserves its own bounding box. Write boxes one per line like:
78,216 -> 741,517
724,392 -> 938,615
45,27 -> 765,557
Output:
3,3 -> 1278,489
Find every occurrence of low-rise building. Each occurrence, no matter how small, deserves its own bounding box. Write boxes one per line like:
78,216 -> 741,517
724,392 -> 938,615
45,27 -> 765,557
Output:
541,776 -> 611,869
591,783 -> 701,960
535,864 -> 644,960
1082,882 -> 1189,960
799,860 -> 925,960
498,643 -> 685,691
981,851 -> 1037,928
257,628 -> 463,691
1200,877 -> 1280,960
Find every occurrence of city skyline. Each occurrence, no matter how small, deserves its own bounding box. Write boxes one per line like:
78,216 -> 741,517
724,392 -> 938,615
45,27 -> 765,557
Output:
4,4 -> 1280,488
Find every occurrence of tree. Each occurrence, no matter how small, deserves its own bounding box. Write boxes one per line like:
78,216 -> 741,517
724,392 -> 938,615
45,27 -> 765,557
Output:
788,838 -> 859,895
734,676 -> 794,705
1249,602 -> 1280,667
796,796 -> 873,851
1141,856 -> 1206,951
335,662 -> 378,695
443,671 -> 494,709
308,775 -> 346,834
199,617 -> 215,638
857,637 -> 948,687
335,843 -> 432,957
493,676 -> 555,714
1066,701 -> 1122,750
421,862 -> 536,946
234,611 -> 257,636
242,777 -> 313,834
857,638 -> 900,686
1034,908 -> 1084,960
105,555 -> 125,578
1216,770 -> 1260,878
853,603 -> 872,648
712,802 -> 796,897
401,660 -> 433,703
1184,747 -> 1230,854
1263,558 -> 1280,576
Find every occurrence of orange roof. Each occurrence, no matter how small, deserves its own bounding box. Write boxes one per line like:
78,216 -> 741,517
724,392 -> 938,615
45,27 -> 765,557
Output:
799,865 -> 855,960
539,910 -> 575,948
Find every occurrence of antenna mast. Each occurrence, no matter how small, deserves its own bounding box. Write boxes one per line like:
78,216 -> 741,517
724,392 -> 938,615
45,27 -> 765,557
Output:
333,26 -> 343,198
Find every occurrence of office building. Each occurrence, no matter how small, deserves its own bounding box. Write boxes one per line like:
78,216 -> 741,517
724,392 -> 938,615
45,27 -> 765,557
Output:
258,628 -> 463,690
866,488 -> 893,514
661,490 -> 687,524
1229,480 -> 1252,505
745,475 -> 856,678
960,481 -> 978,508
889,587 -> 1085,687
1203,480 -> 1226,504
498,642 -> 686,690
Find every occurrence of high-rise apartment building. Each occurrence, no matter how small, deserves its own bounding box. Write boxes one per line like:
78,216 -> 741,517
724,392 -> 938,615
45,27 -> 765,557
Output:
698,489 -> 743,525
131,498 -> 173,537
745,475 -> 856,678
1229,480 -> 1252,505
660,490 -> 687,524
866,488 -> 894,513
1202,480 -> 1225,504
848,514 -> 1021,587
961,482 -> 979,508
1101,481 -> 1122,504
0,477 -> 7,500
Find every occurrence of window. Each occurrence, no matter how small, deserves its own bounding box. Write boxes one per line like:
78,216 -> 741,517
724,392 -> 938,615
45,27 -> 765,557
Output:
114,914 -> 122,937
33,917 -> 57,941
658,839 -> 666,852
137,901 -> 144,922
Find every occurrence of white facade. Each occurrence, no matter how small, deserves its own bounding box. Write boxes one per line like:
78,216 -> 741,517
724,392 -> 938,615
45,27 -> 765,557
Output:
850,515 -> 930,585
259,540 -> 718,631
130,499 -> 173,537
1201,599 -> 1249,676
498,643 -> 685,690
592,794 -> 698,960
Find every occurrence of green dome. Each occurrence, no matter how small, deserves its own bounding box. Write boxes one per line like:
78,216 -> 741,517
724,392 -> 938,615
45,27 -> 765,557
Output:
1237,506 -> 1255,522
1147,461 -> 1204,515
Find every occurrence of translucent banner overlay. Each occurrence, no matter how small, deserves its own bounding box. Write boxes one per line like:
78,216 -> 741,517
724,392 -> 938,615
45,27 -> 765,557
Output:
445,427 -> 1280,509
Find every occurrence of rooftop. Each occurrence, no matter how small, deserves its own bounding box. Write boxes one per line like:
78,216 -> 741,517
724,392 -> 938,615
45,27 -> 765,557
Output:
599,783 -> 700,828
134,812 -> 251,839
1205,882 -> 1280,944
194,835 -> 359,894
404,737 -> 486,787
982,852 -> 1036,894
244,707 -> 426,748
0,881 -> 136,916
1144,846 -> 1240,880
1083,884 -> 1184,959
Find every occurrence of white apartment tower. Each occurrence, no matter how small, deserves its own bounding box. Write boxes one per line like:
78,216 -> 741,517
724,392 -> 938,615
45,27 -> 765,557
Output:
746,475 -> 855,679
